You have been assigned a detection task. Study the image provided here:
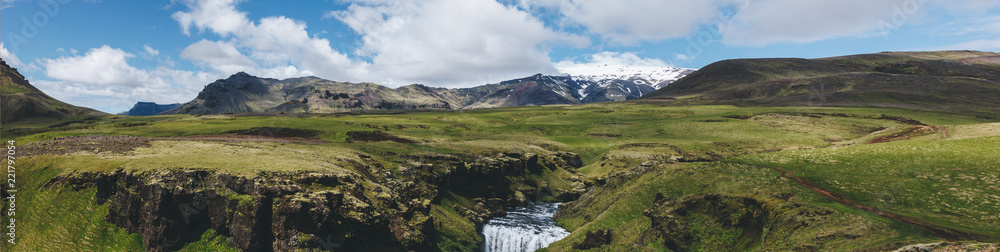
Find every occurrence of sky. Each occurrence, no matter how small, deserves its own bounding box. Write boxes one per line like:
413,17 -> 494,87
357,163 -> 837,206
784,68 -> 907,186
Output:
1,0 -> 999,113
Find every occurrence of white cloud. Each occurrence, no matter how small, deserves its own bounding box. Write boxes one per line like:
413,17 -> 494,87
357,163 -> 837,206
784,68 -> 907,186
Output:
180,39 -> 255,74
172,0 -> 361,82
935,38 -> 1000,51
42,45 -> 156,87
558,51 -> 669,67
333,0 -> 587,86
521,0 -> 741,44
721,0 -> 907,46
1,42 -> 25,69
144,45 -> 160,56
37,45 -> 225,113
171,0 -> 586,87
720,0 -> 1000,46
0,0 -> 23,9
171,0 -> 250,36
554,51 -> 669,73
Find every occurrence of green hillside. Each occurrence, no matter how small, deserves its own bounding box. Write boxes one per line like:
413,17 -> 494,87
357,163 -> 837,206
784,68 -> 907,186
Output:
0,60 -> 104,124
642,51 -> 1000,118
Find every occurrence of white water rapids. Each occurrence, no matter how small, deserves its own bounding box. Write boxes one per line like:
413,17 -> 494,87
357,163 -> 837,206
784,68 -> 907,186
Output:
481,202 -> 570,252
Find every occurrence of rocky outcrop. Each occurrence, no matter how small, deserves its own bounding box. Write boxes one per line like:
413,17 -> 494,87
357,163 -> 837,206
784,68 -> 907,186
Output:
644,194 -> 770,252
574,228 -> 612,250
47,170 -> 418,251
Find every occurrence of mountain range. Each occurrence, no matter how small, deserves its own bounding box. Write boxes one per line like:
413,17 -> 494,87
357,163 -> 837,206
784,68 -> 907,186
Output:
163,67 -> 695,115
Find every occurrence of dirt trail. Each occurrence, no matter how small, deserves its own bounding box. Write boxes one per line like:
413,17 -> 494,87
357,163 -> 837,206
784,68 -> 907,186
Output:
733,162 -> 985,242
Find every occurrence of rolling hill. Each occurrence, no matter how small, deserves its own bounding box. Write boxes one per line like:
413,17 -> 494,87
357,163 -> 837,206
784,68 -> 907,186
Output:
641,50 -> 1000,117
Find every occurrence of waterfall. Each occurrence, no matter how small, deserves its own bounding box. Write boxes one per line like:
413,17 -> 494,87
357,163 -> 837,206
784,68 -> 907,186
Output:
482,202 -> 570,252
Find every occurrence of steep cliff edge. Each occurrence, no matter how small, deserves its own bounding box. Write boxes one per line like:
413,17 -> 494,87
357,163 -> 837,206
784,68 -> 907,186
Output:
24,136 -> 584,251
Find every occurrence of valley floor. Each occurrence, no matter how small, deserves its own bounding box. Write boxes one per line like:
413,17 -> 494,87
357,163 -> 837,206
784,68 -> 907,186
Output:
2,102 -> 998,251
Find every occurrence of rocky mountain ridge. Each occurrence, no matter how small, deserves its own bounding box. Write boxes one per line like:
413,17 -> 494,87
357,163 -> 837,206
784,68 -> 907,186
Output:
164,67 -> 693,115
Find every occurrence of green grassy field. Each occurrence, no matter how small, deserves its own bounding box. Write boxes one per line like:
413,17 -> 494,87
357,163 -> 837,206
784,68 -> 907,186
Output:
2,101 -> 998,251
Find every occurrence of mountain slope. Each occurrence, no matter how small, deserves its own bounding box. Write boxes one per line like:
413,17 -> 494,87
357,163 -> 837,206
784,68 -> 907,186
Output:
120,102 -> 181,116
167,68 -> 694,115
1,59 -> 104,123
641,51 -> 1000,116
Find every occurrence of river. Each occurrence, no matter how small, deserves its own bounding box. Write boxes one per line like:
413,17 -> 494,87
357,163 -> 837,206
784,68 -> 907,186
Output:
481,202 -> 570,252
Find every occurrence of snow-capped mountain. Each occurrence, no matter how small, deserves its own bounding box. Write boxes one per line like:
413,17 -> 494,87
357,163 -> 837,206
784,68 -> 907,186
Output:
539,65 -> 697,102
558,64 -> 696,89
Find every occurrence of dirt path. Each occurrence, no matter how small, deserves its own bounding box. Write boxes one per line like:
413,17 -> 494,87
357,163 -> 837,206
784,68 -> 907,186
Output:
732,162 -> 984,242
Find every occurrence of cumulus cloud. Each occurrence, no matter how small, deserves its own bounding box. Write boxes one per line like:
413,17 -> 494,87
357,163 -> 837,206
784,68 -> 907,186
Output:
172,0 -> 359,81
38,45 -> 224,112
1,42 -> 25,69
554,51 -> 670,74
720,0 -> 1000,46
720,0 -> 913,46
171,0 -> 250,36
42,46 -> 158,87
144,45 -> 160,57
333,0 -> 587,86
556,51 -> 668,67
180,39 -> 255,74
521,0 -> 741,44
169,0 -> 589,86
516,0 -> 999,48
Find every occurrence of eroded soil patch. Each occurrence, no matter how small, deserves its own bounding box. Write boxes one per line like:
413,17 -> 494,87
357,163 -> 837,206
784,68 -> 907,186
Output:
346,131 -> 415,143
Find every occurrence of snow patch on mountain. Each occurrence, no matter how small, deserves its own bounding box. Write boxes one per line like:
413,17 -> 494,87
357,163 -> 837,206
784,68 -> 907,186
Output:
557,64 -> 696,88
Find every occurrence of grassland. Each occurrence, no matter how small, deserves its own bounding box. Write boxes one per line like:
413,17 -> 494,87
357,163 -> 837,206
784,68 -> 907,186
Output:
734,134 -> 1000,238
2,101 -> 998,251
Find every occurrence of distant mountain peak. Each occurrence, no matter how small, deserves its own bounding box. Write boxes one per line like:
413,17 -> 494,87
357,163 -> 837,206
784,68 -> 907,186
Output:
120,102 -> 181,116
558,64 -> 696,89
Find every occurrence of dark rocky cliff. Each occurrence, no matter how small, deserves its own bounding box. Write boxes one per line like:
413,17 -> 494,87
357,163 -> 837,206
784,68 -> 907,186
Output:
44,149 -> 584,251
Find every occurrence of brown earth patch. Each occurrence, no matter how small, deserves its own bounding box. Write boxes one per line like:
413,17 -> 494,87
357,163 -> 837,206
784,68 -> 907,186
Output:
867,126 -> 944,144
21,135 -> 156,156
224,127 -> 322,138
21,134 -> 329,156
346,131 -> 415,143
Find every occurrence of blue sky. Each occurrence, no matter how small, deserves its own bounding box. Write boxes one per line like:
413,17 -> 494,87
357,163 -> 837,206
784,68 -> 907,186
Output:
2,0 -> 999,113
